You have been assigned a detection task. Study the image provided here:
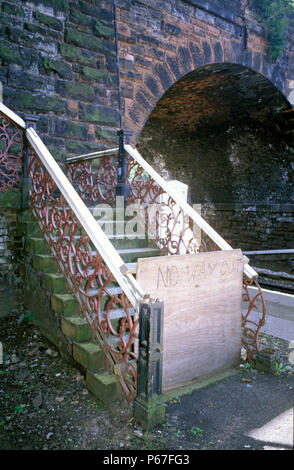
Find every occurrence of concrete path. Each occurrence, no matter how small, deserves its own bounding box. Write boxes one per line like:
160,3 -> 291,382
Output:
247,286 -> 294,342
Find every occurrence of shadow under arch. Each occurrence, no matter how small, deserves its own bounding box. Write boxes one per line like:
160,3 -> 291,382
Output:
136,62 -> 294,258
137,62 -> 293,203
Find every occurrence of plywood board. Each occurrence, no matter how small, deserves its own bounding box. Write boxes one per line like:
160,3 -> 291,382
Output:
137,250 -> 244,391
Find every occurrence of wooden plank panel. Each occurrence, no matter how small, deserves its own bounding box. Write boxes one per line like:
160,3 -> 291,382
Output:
137,250 -> 244,392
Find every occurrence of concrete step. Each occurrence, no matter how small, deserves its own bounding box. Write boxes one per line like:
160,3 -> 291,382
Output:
117,247 -> 161,263
18,209 -> 33,223
26,236 -> 48,255
61,315 -> 92,343
86,370 -> 122,404
51,293 -> 79,316
109,234 -> 149,250
125,262 -> 137,274
18,220 -> 39,237
73,341 -> 105,372
33,254 -> 57,273
41,273 -> 68,294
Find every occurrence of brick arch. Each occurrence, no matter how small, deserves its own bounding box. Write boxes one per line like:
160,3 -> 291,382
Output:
117,1 -> 293,145
122,45 -> 291,146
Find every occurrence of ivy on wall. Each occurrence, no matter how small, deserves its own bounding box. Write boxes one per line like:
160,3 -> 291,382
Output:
259,0 -> 294,60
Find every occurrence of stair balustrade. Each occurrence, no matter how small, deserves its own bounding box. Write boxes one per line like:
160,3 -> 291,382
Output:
0,103 -> 25,192
0,102 -> 266,414
67,144 -> 266,360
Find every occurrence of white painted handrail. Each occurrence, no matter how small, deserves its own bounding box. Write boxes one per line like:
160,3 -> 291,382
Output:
66,147 -> 119,164
26,128 -> 145,310
0,102 -> 26,129
125,145 -> 258,280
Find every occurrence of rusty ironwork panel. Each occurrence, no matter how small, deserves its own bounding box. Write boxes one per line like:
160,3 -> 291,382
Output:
0,111 -> 23,191
68,154 -> 119,206
242,277 -> 266,361
67,148 -> 266,361
29,147 -> 138,401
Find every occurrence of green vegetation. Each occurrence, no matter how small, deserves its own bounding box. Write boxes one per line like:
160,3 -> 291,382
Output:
274,361 -> 291,376
259,0 -> 294,60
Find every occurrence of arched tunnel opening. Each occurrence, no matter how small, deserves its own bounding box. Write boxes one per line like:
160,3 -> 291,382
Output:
137,63 -> 294,285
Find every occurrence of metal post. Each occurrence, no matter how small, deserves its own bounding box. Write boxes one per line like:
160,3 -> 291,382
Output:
133,299 -> 166,429
22,114 -> 38,209
115,128 -> 132,201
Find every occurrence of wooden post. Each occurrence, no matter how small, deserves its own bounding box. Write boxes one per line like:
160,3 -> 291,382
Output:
133,299 -> 166,429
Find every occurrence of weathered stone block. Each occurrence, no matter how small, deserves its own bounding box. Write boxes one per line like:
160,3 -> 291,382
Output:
79,103 -> 119,126
59,43 -> 97,66
69,9 -> 93,28
86,371 -> 122,404
95,127 -> 118,144
0,41 -> 24,65
2,2 -> 25,17
73,341 -> 104,371
61,315 -> 92,342
43,57 -> 73,79
56,79 -> 95,102
4,88 -> 66,114
51,293 -> 79,316
18,221 -> 39,237
52,117 -> 90,140
93,19 -> 114,40
79,2 -> 113,22
34,11 -> 63,31
27,0 -> 68,12
65,140 -> 101,155
24,22 -> 62,41
26,237 -> 48,254
82,66 -> 115,86
41,273 -> 68,294
33,254 -> 57,273
65,28 -> 115,56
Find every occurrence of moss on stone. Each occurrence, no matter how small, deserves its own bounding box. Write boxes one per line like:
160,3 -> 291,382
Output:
3,2 -> 25,17
56,80 -> 95,102
54,118 -> 89,140
79,103 -> 119,126
93,19 -> 114,40
34,11 -> 63,31
82,66 -> 115,86
4,89 -> 66,114
59,43 -> 96,67
27,0 -> 68,12
69,10 -> 93,28
96,127 -> 118,144
65,140 -> 100,155
0,191 -> 21,208
0,41 -> 23,65
65,28 -> 115,56
43,57 -> 72,79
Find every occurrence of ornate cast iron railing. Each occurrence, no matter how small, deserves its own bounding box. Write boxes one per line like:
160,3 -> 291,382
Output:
67,145 -> 266,360
27,128 -> 145,402
0,103 -> 25,192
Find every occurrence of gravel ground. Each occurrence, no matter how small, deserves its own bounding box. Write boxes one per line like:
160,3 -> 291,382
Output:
0,300 -> 293,451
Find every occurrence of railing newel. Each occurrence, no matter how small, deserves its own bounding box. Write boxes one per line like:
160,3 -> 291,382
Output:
133,299 -> 165,429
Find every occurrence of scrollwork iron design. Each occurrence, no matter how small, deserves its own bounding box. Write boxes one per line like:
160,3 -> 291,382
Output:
0,112 -> 23,191
29,147 -> 138,401
68,149 -> 266,361
68,155 -> 118,206
242,277 -> 266,361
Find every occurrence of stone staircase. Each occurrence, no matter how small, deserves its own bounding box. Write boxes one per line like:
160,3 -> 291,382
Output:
19,206 -> 161,405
